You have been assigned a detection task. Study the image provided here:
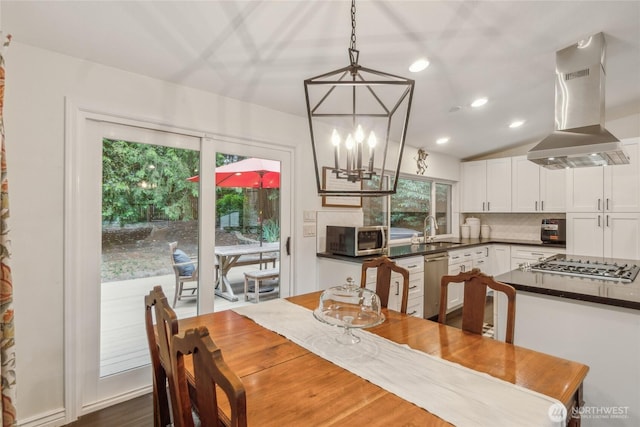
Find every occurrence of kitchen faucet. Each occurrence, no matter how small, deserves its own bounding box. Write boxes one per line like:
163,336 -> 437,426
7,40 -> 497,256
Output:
424,215 -> 438,243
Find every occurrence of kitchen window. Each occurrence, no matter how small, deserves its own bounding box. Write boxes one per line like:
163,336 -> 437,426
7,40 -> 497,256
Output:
363,175 -> 452,241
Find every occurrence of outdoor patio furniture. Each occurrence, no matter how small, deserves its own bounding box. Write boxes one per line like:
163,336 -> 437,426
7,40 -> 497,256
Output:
243,268 -> 279,303
170,241 -> 198,307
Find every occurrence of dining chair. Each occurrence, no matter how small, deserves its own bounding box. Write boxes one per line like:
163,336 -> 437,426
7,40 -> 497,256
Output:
438,268 -> 517,344
150,284 -> 197,427
171,326 -> 248,427
144,286 -> 173,427
169,241 -> 198,307
360,255 -> 410,314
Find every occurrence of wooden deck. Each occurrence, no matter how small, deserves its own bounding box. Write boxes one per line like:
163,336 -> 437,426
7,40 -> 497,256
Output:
100,264 -> 279,377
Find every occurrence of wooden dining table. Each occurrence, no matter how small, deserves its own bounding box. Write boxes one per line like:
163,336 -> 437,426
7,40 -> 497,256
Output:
178,291 -> 589,426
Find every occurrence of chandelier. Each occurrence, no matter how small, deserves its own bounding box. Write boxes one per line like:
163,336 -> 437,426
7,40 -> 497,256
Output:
304,0 -> 415,196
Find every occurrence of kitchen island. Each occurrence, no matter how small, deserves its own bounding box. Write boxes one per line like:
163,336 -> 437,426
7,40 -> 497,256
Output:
495,258 -> 640,427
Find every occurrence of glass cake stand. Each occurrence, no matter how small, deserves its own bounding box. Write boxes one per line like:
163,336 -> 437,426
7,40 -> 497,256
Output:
313,278 -> 385,344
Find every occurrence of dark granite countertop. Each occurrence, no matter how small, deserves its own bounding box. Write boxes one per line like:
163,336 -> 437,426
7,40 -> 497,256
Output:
317,238 -> 566,263
495,259 -> 640,311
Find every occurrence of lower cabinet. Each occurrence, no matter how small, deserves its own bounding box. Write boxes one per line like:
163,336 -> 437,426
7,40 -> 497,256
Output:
363,256 -> 424,317
510,245 -> 565,270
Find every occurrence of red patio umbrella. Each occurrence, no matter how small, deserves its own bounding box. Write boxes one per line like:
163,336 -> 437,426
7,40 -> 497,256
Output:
187,157 -> 280,188
188,157 -> 280,245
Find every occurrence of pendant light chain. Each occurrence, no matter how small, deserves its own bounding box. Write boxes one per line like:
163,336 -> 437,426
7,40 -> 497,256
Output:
350,0 -> 357,51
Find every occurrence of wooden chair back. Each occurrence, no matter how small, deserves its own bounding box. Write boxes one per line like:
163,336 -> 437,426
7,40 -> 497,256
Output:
144,286 -> 172,427
360,255 -> 410,314
172,326 -> 248,427
438,268 -> 517,344
151,285 -> 193,427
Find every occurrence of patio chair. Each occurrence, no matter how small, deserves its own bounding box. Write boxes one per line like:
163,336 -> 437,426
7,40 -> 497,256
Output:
170,242 -> 198,307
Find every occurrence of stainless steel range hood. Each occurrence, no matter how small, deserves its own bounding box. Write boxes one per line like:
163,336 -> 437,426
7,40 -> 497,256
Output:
527,32 -> 630,169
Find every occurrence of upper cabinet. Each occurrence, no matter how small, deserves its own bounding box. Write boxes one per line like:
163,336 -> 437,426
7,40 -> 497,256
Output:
566,140 -> 640,213
461,158 -> 511,212
511,156 -> 566,213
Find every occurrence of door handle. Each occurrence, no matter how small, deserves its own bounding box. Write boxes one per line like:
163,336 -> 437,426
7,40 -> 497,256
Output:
482,202 -> 485,211
598,198 -> 601,211
535,201 -> 538,211
286,236 -> 291,255
395,281 -> 400,296
541,200 -> 544,211
598,215 -> 601,227
487,202 -> 490,211
606,215 -> 609,227
606,198 -> 610,210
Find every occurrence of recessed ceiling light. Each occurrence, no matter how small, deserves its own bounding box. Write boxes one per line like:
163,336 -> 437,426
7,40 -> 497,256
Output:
436,137 -> 449,145
509,120 -> 525,128
409,58 -> 430,73
471,97 -> 488,108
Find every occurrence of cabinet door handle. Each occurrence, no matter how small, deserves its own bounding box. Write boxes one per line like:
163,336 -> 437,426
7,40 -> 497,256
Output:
606,198 -> 610,210
598,215 -> 601,227
487,202 -> 490,211
409,284 -> 418,290
395,281 -> 400,296
541,200 -> 544,211
535,201 -> 538,211
408,310 -> 417,316
460,265 -> 466,272
598,198 -> 601,210
407,264 -> 418,269
606,215 -> 609,227
482,202 -> 485,211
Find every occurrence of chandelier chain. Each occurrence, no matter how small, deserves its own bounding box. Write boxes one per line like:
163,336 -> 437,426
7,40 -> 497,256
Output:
350,0 -> 357,51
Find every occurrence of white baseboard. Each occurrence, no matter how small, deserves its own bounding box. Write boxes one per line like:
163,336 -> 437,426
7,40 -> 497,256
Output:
18,408 -> 65,427
17,386 -> 152,427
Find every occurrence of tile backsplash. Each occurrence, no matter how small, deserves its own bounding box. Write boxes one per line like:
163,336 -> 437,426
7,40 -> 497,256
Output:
460,213 -> 566,241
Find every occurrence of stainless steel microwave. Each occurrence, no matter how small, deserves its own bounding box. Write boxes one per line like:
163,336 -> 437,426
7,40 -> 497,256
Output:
326,225 -> 388,257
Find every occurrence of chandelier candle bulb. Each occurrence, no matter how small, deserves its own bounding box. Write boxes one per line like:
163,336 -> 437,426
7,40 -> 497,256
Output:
367,132 -> 377,170
345,134 -> 354,174
331,129 -> 341,170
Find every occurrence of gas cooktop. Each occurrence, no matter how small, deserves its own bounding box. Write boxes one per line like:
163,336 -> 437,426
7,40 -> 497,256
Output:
530,255 -> 640,283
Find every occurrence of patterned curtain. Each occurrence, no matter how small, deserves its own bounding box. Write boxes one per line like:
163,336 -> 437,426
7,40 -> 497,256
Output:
0,35 -> 16,427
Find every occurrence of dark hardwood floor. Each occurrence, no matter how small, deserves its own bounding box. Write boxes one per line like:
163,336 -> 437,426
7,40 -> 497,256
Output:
64,394 -> 153,427
65,297 -> 494,426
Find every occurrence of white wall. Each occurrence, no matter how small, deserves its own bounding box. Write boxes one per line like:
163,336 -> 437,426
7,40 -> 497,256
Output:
4,42 -> 323,424
4,42 -> 461,424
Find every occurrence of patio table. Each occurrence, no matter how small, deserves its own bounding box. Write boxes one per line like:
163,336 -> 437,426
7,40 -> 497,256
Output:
215,242 -> 280,301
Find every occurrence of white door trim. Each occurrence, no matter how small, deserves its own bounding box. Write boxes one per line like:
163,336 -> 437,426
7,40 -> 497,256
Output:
63,98 -> 295,423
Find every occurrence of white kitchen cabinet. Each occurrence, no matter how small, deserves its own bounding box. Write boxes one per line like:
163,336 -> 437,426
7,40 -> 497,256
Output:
461,158 -> 511,212
361,256 -> 424,317
447,248 -> 475,310
510,245 -> 565,270
567,212 -> 640,259
396,256 -> 424,318
566,140 -> 640,213
491,244 -> 511,276
471,246 -> 490,274
511,156 -> 566,212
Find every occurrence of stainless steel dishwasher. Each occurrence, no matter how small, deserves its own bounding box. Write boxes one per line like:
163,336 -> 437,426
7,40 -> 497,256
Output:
423,252 -> 449,320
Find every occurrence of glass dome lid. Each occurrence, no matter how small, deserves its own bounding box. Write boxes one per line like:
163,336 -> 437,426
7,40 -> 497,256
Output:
313,278 -> 385,344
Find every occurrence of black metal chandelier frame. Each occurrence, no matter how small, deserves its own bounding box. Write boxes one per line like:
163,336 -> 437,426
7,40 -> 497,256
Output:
303,0 -> 415,197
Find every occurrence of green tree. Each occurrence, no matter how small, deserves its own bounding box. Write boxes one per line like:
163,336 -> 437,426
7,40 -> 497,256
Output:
102,139 -> 199,225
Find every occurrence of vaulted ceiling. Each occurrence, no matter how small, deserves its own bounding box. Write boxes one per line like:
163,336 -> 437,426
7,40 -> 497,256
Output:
3,1 -> 639,159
